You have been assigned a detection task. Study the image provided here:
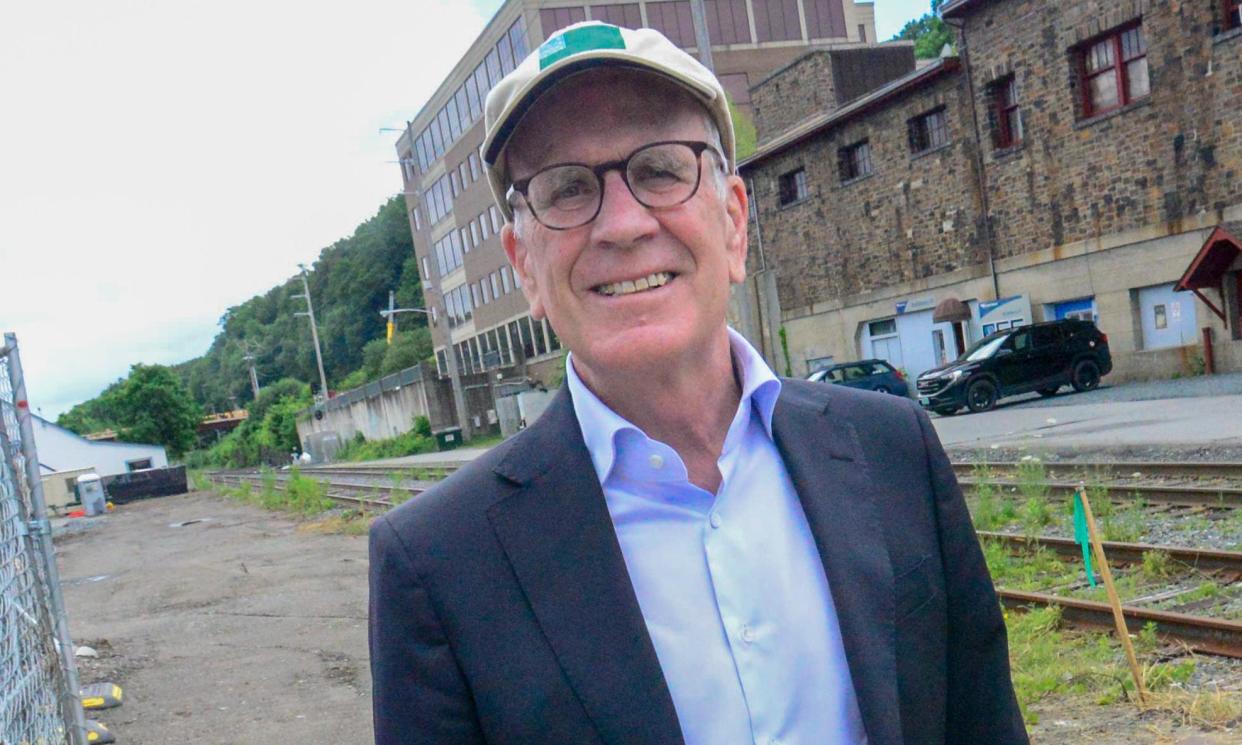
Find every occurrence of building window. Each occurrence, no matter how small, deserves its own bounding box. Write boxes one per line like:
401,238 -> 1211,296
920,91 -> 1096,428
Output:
468,152 -> 480,181
777,167 -> 808,206
1078,23 -> 1149,118
470,220 -> 481,247
421,255 -> 431,280
991,76 -> 1023,149
500,266 -> 512,294
707,0 -> 753,44
1226,0 -> 1241,31
804,0 -> 847,39
646,1 -> 696,48
490,271 -> 501,298
908,107 -> 949,154
594,3 -> 642,28
479,213 -> 491,241
490,206 -> 502,233
838,140 -> 873,183
411,207 -> 422,231
858,24 -> 867,42
754,0 -> 800,43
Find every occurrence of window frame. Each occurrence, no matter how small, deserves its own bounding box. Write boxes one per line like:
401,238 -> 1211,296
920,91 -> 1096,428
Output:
837,139 -> 873,183
1227,0 -> 1242,30
1077,22 -> 1149,119
777,167 -> 809,206
907,107 -> 950,155
991,75 -> 1023,150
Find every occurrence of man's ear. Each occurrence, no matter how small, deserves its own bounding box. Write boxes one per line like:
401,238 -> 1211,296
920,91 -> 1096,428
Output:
502,220 -> 546,320
723,174 -> 749,286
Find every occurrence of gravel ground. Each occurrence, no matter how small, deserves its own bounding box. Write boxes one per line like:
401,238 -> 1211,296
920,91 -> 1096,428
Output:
57,491 -> 372,745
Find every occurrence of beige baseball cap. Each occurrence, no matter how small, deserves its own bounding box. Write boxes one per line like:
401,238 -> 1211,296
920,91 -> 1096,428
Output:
481,21 -> 736,220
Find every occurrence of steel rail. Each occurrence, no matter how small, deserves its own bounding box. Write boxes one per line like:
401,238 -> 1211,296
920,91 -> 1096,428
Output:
956,476 -> 1242,507
208,473 -> 426,510
997,588 -> 1242,658
952,460 -> 1242,481
978,532 -> 1242,574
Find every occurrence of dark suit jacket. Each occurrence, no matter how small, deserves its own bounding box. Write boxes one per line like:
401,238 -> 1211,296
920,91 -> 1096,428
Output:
369,380 -> 1029,745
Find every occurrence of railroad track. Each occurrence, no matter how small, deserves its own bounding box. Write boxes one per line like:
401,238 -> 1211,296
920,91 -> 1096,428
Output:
997,589 -> 1242,658
956,476 -> 1242,508
210,472 -> 428,510
952,460 -> 1242,482
979,531 -> 1242,575
209,462 -> 1242,658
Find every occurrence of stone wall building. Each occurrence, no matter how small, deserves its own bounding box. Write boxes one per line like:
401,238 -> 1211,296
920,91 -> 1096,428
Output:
741,0 -> 1242,384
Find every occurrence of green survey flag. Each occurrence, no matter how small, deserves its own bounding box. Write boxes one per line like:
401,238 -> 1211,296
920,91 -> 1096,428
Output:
1072,489 -> 1097,588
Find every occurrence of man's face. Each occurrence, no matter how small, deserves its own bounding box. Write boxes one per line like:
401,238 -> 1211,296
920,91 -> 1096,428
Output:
501,71 -> 749,382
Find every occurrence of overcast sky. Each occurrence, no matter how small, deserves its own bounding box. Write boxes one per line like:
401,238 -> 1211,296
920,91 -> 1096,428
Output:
0,0 -> 931,420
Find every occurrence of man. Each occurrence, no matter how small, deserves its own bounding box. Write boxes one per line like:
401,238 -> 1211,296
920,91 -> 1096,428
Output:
370,21 -> 1027,745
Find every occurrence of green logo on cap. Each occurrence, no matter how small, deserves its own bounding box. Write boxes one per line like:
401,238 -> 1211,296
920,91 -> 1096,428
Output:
539,24 -> 626,70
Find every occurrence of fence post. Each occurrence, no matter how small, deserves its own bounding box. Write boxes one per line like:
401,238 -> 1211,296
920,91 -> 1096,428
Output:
3,332 -> 88,745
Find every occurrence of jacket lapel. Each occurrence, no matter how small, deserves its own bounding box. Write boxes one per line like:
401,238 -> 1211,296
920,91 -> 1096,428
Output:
772,385 -> 902,745
487,387 -> 684,745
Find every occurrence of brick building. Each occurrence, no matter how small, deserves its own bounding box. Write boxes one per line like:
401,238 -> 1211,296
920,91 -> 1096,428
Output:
393,0 -> 878,398
741,0 -> 1242,383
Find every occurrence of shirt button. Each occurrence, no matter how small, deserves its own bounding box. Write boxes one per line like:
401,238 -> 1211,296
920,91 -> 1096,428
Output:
709,512 -> 722,529
741,625 -> 755,643
648,453 -> 664,469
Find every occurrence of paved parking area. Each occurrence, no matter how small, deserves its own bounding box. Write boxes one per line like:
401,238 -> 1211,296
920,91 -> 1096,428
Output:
932,376 -> 1242,451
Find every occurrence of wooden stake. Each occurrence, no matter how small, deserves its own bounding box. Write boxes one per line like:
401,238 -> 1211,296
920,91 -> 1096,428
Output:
1076,483 -> 1149,706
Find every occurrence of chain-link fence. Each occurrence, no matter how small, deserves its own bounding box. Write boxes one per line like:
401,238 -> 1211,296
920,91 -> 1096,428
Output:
1,333 -> 86,745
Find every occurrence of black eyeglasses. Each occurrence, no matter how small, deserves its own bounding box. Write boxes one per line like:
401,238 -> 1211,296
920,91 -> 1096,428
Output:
507,140 -> 722,230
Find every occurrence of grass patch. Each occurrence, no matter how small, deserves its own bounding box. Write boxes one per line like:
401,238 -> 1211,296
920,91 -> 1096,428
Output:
982,540 -> 1080,591
189,469 -> 212,492
300,509 -> 375,536
1005,607 -> 1217,725
1099,499 -> 1147,543
222,468 -> 333,516
336,430 -> 437,462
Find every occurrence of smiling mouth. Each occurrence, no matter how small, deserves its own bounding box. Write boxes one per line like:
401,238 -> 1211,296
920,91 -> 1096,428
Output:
593,271 -> 675,297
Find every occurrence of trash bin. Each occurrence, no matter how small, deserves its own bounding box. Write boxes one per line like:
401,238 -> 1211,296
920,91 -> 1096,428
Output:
433,427 -> 463,451
77,474 -> 106,516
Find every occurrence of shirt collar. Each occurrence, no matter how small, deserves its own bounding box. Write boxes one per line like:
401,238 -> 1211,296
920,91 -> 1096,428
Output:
566,327 -> 782,485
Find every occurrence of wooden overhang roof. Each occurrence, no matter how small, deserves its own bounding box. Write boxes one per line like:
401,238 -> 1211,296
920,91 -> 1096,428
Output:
941,0 -> 989,19
1177,226 -> 1242,292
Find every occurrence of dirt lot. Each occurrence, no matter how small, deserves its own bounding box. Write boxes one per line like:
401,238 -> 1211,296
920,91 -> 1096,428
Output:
56,491 -> 373,745
53,489 -> 1238,744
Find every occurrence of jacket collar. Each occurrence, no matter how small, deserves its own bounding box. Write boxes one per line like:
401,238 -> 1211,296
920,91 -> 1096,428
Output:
489,382 -> 900,745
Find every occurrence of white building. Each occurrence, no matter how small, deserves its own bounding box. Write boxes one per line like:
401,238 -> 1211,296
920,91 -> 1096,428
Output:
28,415 -> 167,477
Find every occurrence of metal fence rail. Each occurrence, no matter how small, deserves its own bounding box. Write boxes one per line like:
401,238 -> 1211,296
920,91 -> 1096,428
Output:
0,333 -> 86,745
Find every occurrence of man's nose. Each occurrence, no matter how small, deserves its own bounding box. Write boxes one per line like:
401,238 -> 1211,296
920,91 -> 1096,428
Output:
590,169 -> 659,246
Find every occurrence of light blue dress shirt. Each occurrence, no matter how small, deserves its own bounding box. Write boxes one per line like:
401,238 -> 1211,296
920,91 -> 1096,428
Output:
566,329 -> 868,745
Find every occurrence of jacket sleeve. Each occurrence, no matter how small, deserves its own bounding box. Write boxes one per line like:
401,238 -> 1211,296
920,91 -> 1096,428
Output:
369,514 -> 486,745
911,402 -> 1030,744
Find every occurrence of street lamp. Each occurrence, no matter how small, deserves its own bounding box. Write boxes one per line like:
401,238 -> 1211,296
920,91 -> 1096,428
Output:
379,289 -> 471,442
293,263 -> 330,401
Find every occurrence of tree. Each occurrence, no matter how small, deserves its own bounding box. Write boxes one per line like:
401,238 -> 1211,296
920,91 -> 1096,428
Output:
893,0 -> 954,59
110,364 -> 203,458
380,328 -> 433,376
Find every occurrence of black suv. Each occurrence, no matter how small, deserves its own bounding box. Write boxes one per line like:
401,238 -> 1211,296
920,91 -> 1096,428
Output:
916,319 -> 1111,415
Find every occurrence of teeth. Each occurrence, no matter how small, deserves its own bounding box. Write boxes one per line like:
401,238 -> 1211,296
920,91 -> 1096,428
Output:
596,272 -> 672,297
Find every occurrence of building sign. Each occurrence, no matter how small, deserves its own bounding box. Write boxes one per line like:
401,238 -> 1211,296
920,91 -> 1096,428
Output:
895,296 -> 936,315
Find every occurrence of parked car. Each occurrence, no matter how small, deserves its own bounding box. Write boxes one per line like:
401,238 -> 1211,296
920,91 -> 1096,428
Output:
808,359 -> 910,396
915,319 -> 1111,415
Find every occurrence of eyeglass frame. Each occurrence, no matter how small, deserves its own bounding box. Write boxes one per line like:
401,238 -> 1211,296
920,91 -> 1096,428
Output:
505,139 -> 725,231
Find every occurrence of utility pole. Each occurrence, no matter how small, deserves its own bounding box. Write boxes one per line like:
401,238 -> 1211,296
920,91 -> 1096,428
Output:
242,344 -> 261,401
378,290 -> 471,442
293,264 -> 330,400
688,0 -> 715,72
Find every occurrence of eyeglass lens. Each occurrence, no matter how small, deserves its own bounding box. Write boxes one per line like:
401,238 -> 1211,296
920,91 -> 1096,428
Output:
524,142 -> 704,229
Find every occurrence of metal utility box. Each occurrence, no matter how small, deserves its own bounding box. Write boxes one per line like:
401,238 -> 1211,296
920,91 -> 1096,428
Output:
433,427 -> 463,451
77,474 -> 106,516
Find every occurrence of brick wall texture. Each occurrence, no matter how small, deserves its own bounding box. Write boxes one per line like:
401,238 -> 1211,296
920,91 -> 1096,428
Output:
964,0 -> 1242,260
744,0 -> 1242,315
746,64 -> 987,314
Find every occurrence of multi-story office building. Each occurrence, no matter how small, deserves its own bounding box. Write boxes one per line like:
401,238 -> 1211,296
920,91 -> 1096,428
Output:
395,0 -> 877,385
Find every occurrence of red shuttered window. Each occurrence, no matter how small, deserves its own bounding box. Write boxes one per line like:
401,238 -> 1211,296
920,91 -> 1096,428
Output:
1078,23 -> 1149,118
